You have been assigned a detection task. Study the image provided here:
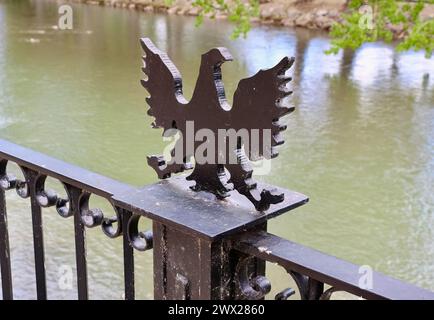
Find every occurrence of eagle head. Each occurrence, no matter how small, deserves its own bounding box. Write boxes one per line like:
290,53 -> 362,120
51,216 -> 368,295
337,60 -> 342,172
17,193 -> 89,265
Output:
201,47 -> 233,68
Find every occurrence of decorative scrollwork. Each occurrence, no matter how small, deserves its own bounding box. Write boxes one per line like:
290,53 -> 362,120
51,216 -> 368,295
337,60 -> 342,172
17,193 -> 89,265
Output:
79,192 -> 104,228
287,270 -> 310,299
0,159 -> 17,191
53,183 -> 74,218
236,255 -> 271,300
0,160 -> 29,198
0,173 -> 17,191
56,197 -> 71,217
54,184 -> 129,239
127,213 -> 153,251
101,205 -> 123,238
279,269 -> 325,300
0,159 -> 156,258
0,159 -> 10,184
34,174 -> 68,209
36,188 -> 58,207
15,178 -> 29,198
275,287 -> 295,300
319,287 -> 340,300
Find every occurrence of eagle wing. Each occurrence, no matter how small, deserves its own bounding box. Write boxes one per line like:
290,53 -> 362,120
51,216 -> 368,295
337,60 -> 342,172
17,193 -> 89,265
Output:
140,38 -> 187,132
141,38 -> 191,178
231,56 -> 295,161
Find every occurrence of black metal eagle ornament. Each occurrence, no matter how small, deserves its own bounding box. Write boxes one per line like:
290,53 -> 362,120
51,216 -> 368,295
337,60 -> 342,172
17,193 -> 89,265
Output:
141,38 -> 295,211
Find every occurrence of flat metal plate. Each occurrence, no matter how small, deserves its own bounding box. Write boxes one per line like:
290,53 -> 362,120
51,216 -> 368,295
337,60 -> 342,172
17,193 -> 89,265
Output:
113,176 -> 308,240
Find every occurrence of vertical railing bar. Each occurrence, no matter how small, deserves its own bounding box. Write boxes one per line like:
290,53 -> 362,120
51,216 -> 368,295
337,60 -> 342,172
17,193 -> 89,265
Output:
27,170 -> 47,300
74,214 -> 88,300
0,188 -> 13,300
152,221 -> 166,300
122,209 -> 135,300
29,200 -> 47,300
70,185 -> 89,300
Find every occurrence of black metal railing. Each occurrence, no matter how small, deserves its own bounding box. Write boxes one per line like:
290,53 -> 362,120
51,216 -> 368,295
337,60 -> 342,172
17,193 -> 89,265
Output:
0,139 -> 147,300
1,139 -> 433,300
233,231 -> 434,300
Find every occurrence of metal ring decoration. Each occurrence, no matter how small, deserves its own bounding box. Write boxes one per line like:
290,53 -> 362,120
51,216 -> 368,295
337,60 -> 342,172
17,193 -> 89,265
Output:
127,213 -> 153,251
286,270 -> 310,300
0,174 -> 17,191
0,160 -> 17,191
280,269 -> 326,300
15,166 -> 30,199
0,161 -> 139,246
236,255 -> 271,300
319,287 -> 340,300
55,183 -> 74,218
275,287 -> 296,300
101,205 -> 123,238
55,197 -> 71,218
79,192 -> 104,228
0,160 -> 156,253
35,175 -> 59,208
15,178 -> 29,198
33,175 -> 72,218
0,161 -> 29,198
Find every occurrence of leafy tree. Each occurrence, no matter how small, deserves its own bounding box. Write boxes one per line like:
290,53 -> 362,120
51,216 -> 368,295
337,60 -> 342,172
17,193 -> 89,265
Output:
166,0 -> 259,39
169,0 -> 433,58
327,0 -> 433,58
194,0 -> 259,39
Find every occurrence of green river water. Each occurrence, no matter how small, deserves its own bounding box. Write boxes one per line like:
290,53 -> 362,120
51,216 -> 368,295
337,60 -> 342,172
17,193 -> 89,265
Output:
0,0 -> 433,299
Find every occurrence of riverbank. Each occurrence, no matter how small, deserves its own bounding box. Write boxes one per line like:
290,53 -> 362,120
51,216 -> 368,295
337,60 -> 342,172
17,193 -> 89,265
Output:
62,0 -> 346,31
64,0 -> 433,33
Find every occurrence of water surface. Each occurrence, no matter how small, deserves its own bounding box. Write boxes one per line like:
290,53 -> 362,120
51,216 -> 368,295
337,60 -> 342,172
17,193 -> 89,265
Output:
0,0 -> 433,299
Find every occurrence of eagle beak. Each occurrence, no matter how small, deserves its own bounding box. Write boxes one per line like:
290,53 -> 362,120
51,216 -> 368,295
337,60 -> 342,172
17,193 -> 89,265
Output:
216,47 -> 233,62
202,47 -> 233,67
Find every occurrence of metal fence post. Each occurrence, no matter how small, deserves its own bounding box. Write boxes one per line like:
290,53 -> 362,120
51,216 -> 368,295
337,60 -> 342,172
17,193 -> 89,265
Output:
152,221 -> 267,300
113,176 -> 308,300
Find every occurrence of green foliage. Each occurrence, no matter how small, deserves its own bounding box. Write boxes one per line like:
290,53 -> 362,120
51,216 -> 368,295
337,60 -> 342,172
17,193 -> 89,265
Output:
326,0 -> 433,58
192,0 -> 259,39
396,14 -> 434,57
168,0 -> 433,58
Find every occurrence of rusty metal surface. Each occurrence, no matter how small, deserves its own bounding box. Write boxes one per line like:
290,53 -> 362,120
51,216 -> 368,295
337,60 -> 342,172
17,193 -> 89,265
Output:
113,175 -> 308,241
234,231 -> 434,300
153,221 -> 267,300
141,38 -> 295,211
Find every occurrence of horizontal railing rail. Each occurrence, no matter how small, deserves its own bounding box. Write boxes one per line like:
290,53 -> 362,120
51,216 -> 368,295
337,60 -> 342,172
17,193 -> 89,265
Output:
0,139 -> 433,300
233,231 -> 434,300
0,139 -> 131,197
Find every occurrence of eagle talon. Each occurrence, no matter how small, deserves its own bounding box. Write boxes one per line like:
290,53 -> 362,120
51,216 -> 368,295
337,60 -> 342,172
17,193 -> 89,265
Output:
147,155 -> 190,179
